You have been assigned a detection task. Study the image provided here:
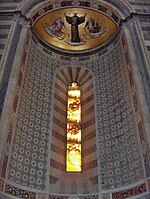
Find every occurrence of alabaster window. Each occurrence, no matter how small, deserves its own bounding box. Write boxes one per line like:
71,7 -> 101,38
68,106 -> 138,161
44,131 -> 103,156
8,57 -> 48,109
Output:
66,82 -> 82,172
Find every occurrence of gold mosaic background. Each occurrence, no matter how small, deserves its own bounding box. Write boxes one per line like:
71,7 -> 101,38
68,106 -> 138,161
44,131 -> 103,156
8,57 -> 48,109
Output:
33,7 -> 118,52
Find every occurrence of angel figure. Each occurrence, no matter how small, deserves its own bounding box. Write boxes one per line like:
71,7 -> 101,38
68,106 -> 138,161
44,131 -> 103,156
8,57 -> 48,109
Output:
43,18 -> 66,39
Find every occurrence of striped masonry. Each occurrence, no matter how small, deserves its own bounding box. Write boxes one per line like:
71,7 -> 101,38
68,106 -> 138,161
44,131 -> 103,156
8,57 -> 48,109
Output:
49,67 -> 98,194
0,15 -> 12,63
127,0 -> 150,58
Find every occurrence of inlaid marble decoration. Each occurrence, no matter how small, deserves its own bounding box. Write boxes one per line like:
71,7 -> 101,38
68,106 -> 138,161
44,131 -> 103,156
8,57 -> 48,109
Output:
6,35 -> 145,194
0,0 -> 150,199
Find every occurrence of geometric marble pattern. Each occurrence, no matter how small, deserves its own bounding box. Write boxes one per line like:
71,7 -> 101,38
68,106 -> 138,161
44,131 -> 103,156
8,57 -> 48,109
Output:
79,41 -> 145,189
8,44 -> 52,190
0,0 -> 149,198
7,36 -> 145,193
0,23 -> 147,199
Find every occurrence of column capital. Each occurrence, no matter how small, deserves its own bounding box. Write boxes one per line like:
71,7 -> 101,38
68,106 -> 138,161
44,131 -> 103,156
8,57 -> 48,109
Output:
13,13 -> 31,28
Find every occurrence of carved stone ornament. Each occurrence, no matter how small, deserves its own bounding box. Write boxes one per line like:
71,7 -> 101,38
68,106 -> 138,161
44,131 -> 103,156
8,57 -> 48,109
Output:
13,14 -> 31,28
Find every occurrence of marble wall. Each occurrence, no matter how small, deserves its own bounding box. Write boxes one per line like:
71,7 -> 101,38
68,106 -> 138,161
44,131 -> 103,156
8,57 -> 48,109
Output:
0,0 -> 150,199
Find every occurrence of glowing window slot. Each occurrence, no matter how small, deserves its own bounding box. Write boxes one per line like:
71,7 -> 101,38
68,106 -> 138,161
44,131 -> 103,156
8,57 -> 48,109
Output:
66,82 -> 81,172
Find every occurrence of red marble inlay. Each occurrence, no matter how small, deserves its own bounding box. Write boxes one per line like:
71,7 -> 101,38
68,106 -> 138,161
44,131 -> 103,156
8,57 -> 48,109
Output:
138,121 -> 145,141
13,94 -> 19,113
121,33 -> 126,46
6,122 -> 13,144
1,154 -> 8,178
128,71 -> 134,87
112,183 -> 147,199
5,184 -> 36,199
17,71 -> 23,87
0,178 -> 4,191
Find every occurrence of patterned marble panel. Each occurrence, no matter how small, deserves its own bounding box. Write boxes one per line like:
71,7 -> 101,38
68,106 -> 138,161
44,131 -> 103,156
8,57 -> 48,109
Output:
7,42 -> 52,190
112,183 -> 147,199
79,39 -> 145,190
5,183 -> 36,199
0,4 -> 149,198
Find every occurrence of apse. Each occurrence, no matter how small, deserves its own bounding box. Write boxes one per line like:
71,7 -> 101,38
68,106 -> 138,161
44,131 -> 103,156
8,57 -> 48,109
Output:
0,0 -> 150,199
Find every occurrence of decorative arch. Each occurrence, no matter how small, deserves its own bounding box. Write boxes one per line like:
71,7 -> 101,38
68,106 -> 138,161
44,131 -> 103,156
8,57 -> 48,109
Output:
17,0 -> 133,18
50,66 -> 98,194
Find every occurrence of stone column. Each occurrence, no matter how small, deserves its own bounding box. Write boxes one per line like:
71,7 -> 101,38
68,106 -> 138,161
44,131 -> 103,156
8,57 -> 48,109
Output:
123,20 -> 150,149
0,15 -> 30,164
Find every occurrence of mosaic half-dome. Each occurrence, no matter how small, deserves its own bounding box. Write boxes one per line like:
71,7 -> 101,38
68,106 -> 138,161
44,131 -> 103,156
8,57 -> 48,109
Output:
33,7 -> 118,53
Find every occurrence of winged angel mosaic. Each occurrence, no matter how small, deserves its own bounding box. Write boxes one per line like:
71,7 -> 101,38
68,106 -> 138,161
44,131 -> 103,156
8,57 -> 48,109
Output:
43,13 -> 108,46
